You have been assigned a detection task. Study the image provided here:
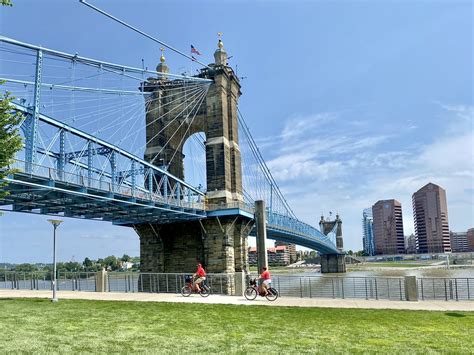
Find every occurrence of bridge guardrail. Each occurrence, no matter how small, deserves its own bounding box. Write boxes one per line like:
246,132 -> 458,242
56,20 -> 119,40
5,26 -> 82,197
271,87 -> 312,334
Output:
7,160 -> 206,211
205,201 -> 255,214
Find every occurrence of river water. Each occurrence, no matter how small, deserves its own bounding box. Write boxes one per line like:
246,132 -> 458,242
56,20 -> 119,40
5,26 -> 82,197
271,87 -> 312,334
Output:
286,266 -> 474,278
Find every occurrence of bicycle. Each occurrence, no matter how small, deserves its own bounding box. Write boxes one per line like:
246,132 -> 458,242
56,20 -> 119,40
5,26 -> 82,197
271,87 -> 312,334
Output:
244,278 -> 279,301
181,275 -> 210,297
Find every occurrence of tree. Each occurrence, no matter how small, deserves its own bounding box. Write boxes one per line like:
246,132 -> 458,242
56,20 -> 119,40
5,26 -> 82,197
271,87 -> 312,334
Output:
15,263 -> 37,272
1,1 -> 13,6
0,86 -> 23,198
83,257 -> 93,270
103,255 -> 118,270
121,254 -> 131,263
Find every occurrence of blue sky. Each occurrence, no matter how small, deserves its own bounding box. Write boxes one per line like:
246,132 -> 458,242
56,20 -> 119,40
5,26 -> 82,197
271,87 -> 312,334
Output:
0,0 -> 472,263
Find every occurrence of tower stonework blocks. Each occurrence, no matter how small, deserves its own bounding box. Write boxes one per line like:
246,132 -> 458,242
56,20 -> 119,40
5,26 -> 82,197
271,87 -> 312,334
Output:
135,40 -> 250,293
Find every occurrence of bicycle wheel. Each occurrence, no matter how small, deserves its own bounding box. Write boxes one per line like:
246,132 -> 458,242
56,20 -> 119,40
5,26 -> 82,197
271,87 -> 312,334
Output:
199,285 -> 210,297
181,285 -> 192,297
266,287 -> 279,301
244,287 -> 257,300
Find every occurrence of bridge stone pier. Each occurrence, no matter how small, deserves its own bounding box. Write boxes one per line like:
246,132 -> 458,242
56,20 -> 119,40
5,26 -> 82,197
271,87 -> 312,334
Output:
135,38 -> 251,294
319,214 -> 346,273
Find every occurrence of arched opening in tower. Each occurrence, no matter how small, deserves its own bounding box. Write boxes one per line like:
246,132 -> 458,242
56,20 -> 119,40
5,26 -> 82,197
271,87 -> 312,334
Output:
182,132 -> 207,193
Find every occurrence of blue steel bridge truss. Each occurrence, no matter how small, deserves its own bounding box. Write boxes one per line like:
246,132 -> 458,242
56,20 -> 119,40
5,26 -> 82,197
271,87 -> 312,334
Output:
0,36 -> 341,254
3,103 -> 207,224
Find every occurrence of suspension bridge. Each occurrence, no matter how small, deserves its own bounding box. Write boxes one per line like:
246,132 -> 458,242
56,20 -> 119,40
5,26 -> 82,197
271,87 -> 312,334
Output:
0,33 -> 344,282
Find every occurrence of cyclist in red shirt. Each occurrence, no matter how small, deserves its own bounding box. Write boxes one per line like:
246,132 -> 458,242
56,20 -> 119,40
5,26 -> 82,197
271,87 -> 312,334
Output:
259,267 -> 271,295
193,263 -> 206,293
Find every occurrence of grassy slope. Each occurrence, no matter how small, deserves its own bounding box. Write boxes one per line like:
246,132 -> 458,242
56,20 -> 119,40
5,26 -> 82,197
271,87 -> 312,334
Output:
0,298 -> 472,353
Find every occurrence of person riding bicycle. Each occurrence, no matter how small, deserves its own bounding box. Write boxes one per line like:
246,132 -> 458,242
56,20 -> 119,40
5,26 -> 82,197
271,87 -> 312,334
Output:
193,263 -> 206,293
259,266 -> 271,296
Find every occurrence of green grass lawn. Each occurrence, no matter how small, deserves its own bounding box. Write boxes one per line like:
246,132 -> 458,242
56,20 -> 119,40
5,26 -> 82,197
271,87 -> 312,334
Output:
0,298 -> 472,353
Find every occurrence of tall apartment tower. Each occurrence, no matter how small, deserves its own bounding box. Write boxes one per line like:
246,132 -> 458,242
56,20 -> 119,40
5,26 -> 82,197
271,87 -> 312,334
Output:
412,183 -> 451,253
362,208 -> 375,256
467,228 -> 474,252
372,200 -> 405,255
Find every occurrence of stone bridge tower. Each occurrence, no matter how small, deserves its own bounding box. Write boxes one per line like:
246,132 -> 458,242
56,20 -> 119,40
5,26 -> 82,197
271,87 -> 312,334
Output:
319,213 -> 346,273
134,38 -> 251,290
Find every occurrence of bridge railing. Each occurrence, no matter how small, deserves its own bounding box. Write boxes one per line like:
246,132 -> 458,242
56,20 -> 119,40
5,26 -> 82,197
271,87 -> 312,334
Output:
205,201 -> 255,214
267,211 -> 335,246
6,159 -> 206,211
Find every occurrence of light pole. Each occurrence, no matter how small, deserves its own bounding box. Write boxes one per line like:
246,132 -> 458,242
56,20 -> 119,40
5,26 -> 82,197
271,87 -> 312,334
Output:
47,219 -> 63,302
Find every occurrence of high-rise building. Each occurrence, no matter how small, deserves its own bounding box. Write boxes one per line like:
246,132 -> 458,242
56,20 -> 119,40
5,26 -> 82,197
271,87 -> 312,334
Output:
450,231 -> 468,252
372,199 -> 405,255
412,183 -> 451,253
467,228 -> 474,252
406,234 -> 417,254
362,208 -> 375,256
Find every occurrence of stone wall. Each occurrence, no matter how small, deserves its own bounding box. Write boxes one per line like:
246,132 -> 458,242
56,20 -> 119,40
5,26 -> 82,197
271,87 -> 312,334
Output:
135,216 -> 251,294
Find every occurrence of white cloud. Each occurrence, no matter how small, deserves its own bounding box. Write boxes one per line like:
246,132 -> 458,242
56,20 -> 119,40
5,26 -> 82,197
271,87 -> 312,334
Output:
260,105 -> 474,251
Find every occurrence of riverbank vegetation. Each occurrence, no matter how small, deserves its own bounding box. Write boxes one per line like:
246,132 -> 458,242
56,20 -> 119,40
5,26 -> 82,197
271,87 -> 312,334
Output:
0,298 -> 472,353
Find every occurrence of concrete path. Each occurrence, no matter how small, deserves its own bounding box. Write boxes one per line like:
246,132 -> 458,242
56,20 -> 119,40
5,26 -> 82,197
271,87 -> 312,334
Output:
1,290 -> 473,311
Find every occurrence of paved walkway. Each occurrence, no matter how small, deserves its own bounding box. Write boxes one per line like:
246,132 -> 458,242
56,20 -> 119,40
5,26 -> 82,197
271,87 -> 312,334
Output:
1,290 -> 473,311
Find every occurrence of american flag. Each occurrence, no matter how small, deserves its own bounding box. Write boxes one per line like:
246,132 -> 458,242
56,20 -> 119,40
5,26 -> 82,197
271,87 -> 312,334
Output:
191,45 -> 201,55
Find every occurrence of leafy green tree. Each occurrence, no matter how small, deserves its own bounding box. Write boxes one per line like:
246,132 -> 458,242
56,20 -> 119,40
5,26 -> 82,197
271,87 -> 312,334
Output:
64,261 -> 82,272
1,1 -> 13,6
83,257 -> 93,270
14,263 -> 37,272
121,254 -> 131,263
0,86 -> 23,198
103,255 -> 118,270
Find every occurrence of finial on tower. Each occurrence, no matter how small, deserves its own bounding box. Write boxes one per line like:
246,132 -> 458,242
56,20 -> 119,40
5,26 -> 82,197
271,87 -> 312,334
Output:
217,32 -> 224,49
156,47 -> 169,77
160,47 -> 166,63
214,32 -> 227,65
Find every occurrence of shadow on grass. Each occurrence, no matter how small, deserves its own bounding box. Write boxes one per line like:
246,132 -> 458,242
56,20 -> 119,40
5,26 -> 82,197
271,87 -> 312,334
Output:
444,312 -> 466,318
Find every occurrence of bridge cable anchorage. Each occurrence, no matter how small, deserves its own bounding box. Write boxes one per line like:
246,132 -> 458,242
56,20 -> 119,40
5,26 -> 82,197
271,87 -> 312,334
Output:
78,0 -> 212,70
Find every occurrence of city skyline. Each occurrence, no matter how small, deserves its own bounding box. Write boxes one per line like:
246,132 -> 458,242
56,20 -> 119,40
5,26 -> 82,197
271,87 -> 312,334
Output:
0,1 -> 473,262
363,182 -> 472,255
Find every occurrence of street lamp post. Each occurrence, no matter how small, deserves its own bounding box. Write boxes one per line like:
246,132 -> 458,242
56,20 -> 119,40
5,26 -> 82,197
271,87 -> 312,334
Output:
47,219 -> 63,302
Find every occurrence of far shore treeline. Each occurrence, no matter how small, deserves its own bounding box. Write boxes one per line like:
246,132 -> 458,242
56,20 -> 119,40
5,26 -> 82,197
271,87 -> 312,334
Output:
1,254 -> 140,273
